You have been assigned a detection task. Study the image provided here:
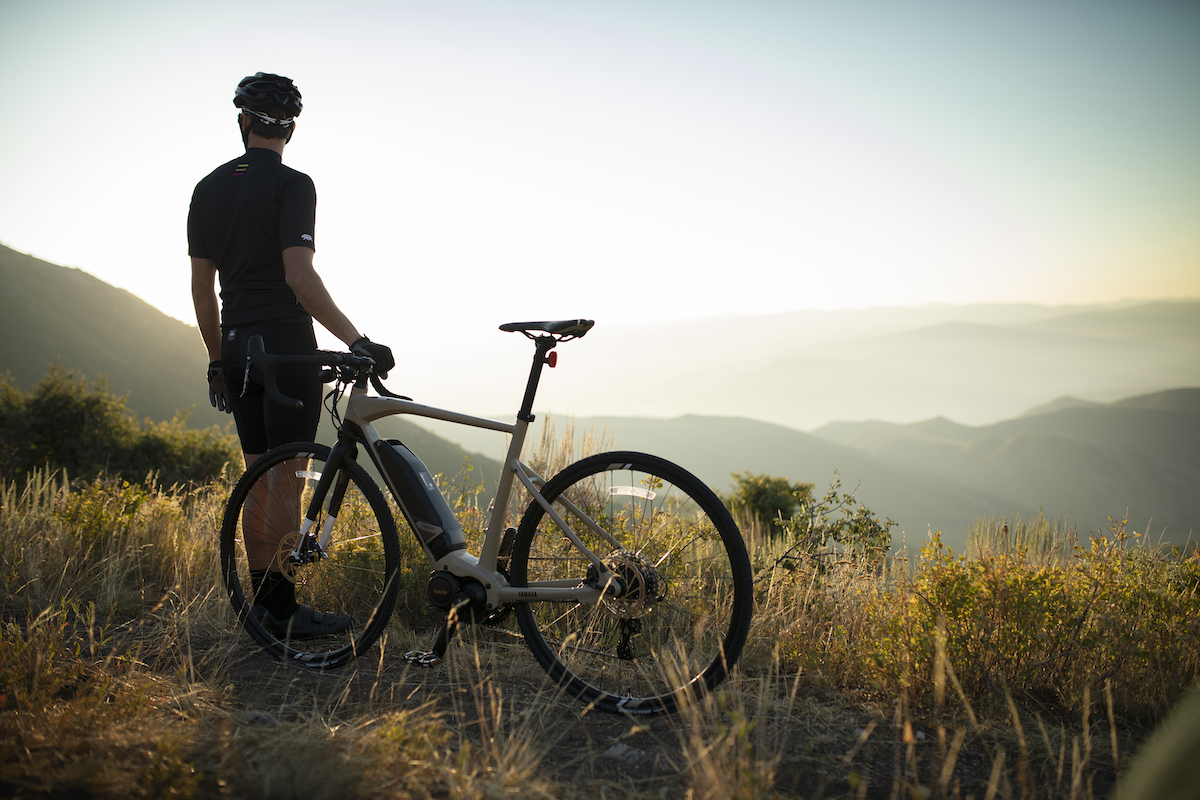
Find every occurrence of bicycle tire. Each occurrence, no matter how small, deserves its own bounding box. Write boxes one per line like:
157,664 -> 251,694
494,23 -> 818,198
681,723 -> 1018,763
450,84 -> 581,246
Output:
220,442 -> 402,668
511,451 -> 753,714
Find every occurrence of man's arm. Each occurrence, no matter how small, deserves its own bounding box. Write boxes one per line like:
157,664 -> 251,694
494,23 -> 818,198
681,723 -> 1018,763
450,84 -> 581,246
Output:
191,257 -> 223,361
282,246 -> 362,345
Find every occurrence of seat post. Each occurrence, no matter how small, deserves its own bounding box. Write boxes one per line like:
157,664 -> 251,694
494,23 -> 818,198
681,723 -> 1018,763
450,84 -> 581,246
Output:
517,336 -> 557,423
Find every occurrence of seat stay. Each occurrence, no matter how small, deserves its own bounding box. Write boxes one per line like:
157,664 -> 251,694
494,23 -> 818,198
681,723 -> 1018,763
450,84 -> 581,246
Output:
512,460 -> 624,553
511,460 -> 614,578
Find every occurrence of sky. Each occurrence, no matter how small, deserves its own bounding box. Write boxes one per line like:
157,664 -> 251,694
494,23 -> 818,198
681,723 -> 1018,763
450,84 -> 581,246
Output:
1,0 -> 1198,353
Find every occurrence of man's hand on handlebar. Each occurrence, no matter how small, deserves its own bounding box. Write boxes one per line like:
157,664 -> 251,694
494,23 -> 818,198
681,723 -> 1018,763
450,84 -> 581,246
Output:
207,361 -> 233,413
351,336 -> 395,379
246,335 -> 408,408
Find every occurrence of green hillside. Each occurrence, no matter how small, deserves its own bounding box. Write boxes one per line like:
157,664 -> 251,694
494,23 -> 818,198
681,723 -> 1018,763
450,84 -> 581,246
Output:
0,243 -> 222,427
0,244 -> 500,488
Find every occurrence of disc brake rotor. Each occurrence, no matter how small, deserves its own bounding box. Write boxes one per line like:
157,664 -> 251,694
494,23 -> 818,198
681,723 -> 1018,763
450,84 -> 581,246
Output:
273,531 -> 325,583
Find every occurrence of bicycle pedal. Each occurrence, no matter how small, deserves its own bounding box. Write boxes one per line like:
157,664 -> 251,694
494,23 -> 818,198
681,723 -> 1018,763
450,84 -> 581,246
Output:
404,649 -> 444,667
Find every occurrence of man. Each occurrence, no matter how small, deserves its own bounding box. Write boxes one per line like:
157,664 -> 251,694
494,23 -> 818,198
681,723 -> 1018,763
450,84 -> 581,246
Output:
188,72 -> 394,638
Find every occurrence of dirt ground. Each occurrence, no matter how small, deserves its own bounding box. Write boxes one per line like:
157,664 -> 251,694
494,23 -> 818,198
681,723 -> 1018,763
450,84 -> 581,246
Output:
0,605 -> 1130,800
200,618 -> 1122,800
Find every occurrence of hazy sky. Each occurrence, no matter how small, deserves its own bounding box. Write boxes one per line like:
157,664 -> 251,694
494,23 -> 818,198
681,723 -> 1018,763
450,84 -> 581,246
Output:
1,0 -> 1197,351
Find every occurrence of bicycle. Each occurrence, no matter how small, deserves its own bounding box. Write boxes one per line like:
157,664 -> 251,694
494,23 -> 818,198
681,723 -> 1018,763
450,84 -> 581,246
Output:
219,319 -> 753,714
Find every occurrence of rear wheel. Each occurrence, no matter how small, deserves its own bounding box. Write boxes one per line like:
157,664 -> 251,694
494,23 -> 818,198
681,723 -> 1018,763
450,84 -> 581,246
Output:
511,452 -> 753,714
220,442 -> 401,668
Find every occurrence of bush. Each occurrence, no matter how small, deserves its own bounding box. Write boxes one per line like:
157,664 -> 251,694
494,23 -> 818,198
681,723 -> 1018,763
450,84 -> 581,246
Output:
774,527 -> 1200,721
727,471 -> 813,530
773,472 -> 895,557
0,365 -> 239,488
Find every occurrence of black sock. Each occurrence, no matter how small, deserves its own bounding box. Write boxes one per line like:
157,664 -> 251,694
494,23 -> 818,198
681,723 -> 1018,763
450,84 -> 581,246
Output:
256,571 -> 298,619
250,569 -> 268,603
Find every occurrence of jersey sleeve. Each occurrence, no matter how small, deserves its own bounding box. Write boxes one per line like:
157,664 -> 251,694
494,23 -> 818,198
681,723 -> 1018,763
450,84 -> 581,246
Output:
279,173 -> 317,251
186,181 -> 210,259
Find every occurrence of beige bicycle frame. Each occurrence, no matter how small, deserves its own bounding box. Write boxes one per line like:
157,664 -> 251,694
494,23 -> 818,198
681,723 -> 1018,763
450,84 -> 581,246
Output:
343,387 -> 619,615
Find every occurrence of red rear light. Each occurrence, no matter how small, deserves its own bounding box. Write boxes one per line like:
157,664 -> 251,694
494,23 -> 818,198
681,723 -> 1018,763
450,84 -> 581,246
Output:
547,351 -> 558,368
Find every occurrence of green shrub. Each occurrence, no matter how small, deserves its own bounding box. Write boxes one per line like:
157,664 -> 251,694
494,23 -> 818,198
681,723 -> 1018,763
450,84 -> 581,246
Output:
775,527 -> 1200,721
0,365 -> 238,488
899,535 -> 1087,705
727,472 -> 812,531
772,472 -> 895,557
53,477 -> 149,552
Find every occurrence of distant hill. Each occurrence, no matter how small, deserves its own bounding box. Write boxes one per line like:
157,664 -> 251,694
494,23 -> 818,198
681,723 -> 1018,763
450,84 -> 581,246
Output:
0,242 -> 223,427
678,307 -> 1200,430
1018,397 -> 1104,418
572,415 -> 1023,551
442,299 -> 1200,431
812,388 -> 1200,545
1025,303 -> 1200,345
418,389 -> 1199,551
0,244 -> 500,486
413,412 -> 1023,552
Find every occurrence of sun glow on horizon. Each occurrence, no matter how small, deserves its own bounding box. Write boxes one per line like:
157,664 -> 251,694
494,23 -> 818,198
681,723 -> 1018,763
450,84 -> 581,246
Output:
0,1 -> 1196,344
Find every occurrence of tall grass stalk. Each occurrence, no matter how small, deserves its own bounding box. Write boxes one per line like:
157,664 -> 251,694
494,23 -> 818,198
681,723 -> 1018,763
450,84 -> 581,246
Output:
968,511 -> 1078,566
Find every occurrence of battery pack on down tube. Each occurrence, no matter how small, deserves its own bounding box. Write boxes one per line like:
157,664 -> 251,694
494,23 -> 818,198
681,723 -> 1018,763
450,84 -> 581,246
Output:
373,439 -> 467,560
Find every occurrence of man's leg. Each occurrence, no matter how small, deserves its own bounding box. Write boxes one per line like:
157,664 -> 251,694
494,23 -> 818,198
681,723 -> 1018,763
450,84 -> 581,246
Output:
242,451 -> 304,618
242,451 -> 351,638
239,322 -> 349,636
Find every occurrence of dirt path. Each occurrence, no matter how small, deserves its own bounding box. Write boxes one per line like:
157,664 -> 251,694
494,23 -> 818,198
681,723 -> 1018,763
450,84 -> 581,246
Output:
194,621 -> 1050,799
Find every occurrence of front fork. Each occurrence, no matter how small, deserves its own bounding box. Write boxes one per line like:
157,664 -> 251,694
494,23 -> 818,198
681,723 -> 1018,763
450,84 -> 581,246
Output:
288,435 -> 359,565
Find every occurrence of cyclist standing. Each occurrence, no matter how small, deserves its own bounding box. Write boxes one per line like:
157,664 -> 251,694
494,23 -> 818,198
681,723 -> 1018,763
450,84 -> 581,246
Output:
188,72 -> 394,638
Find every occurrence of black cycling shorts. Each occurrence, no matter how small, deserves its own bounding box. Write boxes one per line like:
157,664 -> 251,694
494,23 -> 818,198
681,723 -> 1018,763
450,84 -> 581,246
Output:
220,321 -> 322,454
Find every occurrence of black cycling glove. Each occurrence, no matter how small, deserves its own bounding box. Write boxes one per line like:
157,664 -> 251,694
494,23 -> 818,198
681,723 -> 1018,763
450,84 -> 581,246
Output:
350,336 -> 395,379
207,360 -> 233,413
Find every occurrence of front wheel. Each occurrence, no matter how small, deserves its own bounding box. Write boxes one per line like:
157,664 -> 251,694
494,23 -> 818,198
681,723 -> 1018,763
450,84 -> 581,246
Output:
511,452 -> 753,714
220,442 -> 401,668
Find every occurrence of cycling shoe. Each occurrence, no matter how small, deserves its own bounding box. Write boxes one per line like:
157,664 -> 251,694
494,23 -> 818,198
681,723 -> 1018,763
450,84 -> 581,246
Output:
258,604 -> 353,639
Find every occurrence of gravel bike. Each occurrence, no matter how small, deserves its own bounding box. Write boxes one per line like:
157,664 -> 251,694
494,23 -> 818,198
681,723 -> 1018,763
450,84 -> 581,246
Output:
220,319 -> 753,714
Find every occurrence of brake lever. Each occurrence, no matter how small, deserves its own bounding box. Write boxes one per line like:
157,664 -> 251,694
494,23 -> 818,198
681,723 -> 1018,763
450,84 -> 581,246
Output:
371,373 -> 412,401
246,335 -> 304,409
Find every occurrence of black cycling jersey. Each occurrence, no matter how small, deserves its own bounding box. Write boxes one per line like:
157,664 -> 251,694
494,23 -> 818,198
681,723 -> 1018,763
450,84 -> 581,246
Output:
187,148 -> 316,326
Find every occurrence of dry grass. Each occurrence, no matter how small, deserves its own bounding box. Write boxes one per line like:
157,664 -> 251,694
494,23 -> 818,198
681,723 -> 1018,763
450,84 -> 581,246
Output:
3,446 -> 1197,798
